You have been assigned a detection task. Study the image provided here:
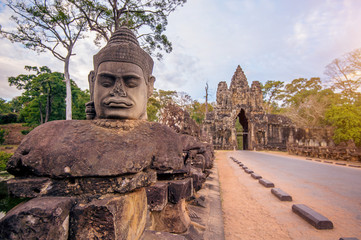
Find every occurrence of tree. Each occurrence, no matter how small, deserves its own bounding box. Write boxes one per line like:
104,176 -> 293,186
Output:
282,77 -> 323,107
9,66 -> 89,126
261,80 -> 284,113
9,66 -> 59,124
173,91 -> 192,111
325,48 -> 361,103
70,0 -> 186,59
205,82 -> 209,116
189,100 -> 213,124
0,0 -> 89,120
0,98 -> 11,114
146,88 -> 176,121
325,103 -> 361,146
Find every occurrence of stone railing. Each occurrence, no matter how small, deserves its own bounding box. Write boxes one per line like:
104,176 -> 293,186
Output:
287,144 -> 361,162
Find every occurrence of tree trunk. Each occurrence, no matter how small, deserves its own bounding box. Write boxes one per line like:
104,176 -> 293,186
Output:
64,56 -> 72,120
205,83 -> 209,117
39,101 -> 43,124
45,84 -> 51,123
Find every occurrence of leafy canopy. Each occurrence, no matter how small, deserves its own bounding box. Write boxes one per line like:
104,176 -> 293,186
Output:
69,0 -> 186,59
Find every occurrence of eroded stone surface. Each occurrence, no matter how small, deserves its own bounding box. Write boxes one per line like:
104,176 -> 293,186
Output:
168,178 -> 193,204
8,170 -> 156,198
0,197 -> 75,240
141,230 -> 187,240
70,189 -> 147,240
150,199 -> 191,234
146,182 -> 168,211
8,120 -> 183,178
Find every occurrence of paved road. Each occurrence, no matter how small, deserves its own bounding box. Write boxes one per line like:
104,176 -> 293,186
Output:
229,151 -> 361,239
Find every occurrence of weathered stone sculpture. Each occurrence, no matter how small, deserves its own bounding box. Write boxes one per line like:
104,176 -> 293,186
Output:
0,27 -> 210,240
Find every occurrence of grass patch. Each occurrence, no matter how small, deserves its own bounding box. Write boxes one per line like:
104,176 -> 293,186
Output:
0,152 -> 13,171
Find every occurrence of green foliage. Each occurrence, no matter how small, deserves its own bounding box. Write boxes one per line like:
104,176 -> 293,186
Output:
0,129 -> 8,145
21,129 -> 31,135
8,66 -> 89,126
69,0 -> 186,59
235,120 -> 244,150
282,77 -> 322,107
261,80 -> 285,113
325,104 -> 361,146
0,114 -> 18,124
71,87 -> 90,120
146,89 -> 177,122
0,152 -> 12,171
147,97 -> 161,122
189,100 -> 213,124
0,98 -> 11,114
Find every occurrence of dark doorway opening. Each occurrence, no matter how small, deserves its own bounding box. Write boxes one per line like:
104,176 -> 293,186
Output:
236,109 -> 248,150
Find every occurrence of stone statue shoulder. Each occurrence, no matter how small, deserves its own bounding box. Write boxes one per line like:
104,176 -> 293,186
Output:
7,120 -> 184,178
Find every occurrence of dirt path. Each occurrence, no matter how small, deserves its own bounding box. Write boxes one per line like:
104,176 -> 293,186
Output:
216,151 -> 291,240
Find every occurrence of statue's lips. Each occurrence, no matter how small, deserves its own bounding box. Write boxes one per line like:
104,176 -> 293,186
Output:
103,99 -> 133,108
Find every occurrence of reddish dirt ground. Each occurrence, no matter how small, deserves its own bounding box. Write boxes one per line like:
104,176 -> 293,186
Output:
0,123 -> 30,147
217,150 -> 361,240
216,151 -> 291,240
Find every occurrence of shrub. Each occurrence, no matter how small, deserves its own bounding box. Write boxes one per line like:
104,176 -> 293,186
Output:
0,129 -> 8,145
0,113 -> 18,124
21,129 -> 31,135
0,152 -> 13,171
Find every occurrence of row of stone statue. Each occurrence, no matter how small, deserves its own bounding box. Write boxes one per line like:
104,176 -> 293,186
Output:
0,27 -> 214,239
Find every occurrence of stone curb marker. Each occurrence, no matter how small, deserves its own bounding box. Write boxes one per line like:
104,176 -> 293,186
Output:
292,204 -> 333,230
271,188 -> 292,201
259,179 -> 275,188
251,173 -> 262,179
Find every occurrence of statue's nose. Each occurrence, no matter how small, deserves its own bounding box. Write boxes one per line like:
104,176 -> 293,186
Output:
109,79 -> 127,97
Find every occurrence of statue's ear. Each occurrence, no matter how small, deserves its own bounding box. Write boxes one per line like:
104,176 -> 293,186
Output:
88,71 -> 96,101
147,75 -> 156,98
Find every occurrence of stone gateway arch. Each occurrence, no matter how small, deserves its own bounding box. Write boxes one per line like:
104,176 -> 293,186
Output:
203,65 -> 294,151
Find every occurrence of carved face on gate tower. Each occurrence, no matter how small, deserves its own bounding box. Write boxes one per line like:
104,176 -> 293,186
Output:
86,27 -> 155,120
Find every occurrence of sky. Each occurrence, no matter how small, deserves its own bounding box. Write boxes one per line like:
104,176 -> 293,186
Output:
0,0 -> 361,103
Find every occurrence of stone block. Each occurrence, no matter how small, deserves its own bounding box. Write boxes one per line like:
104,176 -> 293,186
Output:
259,179 -> 275,188
150,199 -> 191,234
6,177 -> 51,198
190,167 -> 206,191
146,182 -> 168,211
335,162 -> 346,166
191,154 -> 206,171
244,169 -> 254,174
251,173 -> 262,179
271,188 -> 292,201
238,163 -> 244,166
292,204 -> 333,230
141,230 -> 186,240
349,165 -> 361,168
0,197 -> 75,240
69,188 -> 147,240
242,166 -> 248,169
7,170 -> 156,198
168,178 -> 193,204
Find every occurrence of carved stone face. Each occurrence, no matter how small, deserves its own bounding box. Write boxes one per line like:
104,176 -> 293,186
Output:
94,62 -> 149,120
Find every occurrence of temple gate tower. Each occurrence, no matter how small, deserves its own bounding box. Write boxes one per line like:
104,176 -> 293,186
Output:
203,65 -> 293,150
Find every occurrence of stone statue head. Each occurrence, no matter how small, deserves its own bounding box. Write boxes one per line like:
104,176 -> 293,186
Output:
86,27 -> 155,120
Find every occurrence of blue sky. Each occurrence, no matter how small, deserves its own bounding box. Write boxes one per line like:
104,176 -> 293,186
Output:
0,0 -> 361,102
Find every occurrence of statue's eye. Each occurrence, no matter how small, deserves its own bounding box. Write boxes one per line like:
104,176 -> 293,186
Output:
124,76 -> 140,88
99,75 -> 114,87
